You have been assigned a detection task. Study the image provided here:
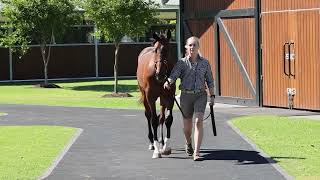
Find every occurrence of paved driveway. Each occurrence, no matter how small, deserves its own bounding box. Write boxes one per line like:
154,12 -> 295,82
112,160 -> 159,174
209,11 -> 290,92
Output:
1,104 -> 315,180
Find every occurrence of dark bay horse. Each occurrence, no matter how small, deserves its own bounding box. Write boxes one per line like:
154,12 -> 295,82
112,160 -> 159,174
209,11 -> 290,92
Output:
137,31 -> 176,158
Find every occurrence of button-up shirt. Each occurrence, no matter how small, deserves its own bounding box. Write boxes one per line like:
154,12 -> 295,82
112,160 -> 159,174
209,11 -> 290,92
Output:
169,55 -> 214,91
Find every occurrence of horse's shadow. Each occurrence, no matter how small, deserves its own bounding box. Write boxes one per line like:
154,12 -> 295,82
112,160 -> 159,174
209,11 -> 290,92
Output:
170,149 -> 305,164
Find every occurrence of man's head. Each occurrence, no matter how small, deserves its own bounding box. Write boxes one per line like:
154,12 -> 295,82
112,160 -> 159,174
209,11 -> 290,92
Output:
185,36 -> 200,58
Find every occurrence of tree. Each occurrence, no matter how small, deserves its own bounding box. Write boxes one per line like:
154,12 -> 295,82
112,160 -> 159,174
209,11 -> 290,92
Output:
84,0 -> 158,94
0,0 -> 80,86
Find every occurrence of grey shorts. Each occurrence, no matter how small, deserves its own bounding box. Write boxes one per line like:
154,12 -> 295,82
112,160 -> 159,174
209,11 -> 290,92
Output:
180,91 -> 207,119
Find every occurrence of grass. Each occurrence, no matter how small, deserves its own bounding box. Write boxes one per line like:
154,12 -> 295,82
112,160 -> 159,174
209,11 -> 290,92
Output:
231,115 -> 320,180
0,79 -> 181,109
0,79 -> 142,109
0,79 -> 180,178
0,126 -> 77,180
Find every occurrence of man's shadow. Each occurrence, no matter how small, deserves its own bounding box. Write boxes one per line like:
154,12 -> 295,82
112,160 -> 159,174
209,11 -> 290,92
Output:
199,149 -> 305,164
171,148 -> 305,164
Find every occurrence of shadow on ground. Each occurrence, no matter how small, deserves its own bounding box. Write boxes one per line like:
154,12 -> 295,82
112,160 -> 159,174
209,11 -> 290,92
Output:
69,84 -> 139,93
166,149 -> 305,164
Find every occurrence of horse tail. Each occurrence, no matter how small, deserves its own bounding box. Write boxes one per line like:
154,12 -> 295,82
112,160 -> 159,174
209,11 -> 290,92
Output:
139,91 -> 144,104
138,83 -> 145,104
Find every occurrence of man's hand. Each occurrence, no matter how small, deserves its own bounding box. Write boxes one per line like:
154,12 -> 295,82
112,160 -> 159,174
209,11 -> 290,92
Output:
163,81 -> 171,90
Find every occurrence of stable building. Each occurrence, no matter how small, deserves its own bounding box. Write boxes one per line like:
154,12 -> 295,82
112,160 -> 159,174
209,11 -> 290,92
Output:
180,0 -> 320,110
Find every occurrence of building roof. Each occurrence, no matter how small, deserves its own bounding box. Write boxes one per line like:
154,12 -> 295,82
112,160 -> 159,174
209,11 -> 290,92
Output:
149,0 -> 179,10
158,0 -> 179,6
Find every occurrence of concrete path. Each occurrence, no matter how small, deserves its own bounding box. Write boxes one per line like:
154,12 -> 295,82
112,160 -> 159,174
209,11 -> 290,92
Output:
0,104 -> 318,180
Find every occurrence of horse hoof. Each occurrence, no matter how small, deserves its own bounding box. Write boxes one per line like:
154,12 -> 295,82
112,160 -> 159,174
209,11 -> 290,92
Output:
152,152 -> 162,159
161,148 -> 171,155
148,145 -> 154,150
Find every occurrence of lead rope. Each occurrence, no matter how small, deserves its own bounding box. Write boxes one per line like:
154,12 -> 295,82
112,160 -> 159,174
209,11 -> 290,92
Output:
203,109 -> 211,121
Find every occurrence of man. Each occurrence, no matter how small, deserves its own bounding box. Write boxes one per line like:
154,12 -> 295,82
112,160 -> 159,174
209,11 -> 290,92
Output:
164,36 -> 215,161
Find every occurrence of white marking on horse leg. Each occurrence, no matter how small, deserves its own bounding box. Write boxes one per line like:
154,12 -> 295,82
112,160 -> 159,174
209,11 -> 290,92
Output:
161,138 -> 172,155
148,144 -> 154,150
163,137 -> 170,150
152,141 -> 161,158
153,141 -> 160,153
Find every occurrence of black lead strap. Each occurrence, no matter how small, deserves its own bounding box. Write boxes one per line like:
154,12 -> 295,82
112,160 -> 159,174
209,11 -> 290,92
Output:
165,79 -> 186,119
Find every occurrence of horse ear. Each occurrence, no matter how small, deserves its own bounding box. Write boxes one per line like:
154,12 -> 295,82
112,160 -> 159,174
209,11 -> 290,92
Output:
166,30 -> 171,40
153,33 -> 160,41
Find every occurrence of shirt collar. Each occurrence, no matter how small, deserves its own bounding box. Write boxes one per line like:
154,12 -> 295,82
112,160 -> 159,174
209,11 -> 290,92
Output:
186,54 -> 201,62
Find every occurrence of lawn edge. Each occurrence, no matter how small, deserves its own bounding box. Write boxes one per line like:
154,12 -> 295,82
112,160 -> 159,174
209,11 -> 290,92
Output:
0,113 -> 8,116
227,120 -> 294,180
38,128 -> 83,180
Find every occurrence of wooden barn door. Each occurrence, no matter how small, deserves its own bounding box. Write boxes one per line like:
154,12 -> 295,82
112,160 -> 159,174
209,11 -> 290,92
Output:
262,10 -> 320,110
261,12 -> 292,108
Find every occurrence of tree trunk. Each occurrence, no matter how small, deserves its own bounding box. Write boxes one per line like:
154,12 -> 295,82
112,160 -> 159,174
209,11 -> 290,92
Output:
40,45 -> 51,85
114,43 -> 120,93
40,32 -> 53,86
40,45 -> 48,85
44,63 -> 48,85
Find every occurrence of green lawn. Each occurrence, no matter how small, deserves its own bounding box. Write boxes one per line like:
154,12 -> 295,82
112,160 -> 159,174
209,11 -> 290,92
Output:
0,126 -> 77,180
0,79 -> 142,109
0,79 -> 181,178
231,115 -> 320,180
0,79 -> 180,109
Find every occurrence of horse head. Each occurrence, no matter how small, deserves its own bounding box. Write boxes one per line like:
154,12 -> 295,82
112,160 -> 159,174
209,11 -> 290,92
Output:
153,30 -> 171,83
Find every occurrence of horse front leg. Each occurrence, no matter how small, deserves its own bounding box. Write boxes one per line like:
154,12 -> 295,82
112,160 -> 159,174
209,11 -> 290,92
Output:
149,100 -> 161,159
144,100 -> 154,150
161,109 -> 173,155
147,114 -> 154,150
158,106 -> 166,149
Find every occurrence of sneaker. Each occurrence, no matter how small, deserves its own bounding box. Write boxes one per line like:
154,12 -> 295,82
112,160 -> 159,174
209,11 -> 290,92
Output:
185,143 -> 194,156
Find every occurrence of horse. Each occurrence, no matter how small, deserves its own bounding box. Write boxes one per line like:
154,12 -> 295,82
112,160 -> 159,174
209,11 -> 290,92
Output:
137,30 -> 176,158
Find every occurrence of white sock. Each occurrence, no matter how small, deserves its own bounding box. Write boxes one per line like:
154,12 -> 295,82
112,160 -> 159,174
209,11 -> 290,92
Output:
153,141 -> 160,153
163,138 -> 170,150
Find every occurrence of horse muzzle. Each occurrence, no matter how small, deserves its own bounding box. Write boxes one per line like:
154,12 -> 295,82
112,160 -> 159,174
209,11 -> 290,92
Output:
155,73 -> 167,83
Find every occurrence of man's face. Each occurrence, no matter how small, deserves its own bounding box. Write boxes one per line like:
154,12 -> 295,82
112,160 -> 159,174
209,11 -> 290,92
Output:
186,39 -> 199,56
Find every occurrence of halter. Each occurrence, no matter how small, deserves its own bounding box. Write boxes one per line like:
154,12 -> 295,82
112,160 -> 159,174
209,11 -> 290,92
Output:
152,33 -> 170,82
154,59 -> 169,80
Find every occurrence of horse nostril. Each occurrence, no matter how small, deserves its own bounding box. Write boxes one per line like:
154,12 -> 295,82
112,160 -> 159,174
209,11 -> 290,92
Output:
155,74 -> 164,82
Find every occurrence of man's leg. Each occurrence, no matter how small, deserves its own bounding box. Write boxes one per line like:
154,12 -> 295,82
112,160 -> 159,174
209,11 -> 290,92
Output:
194,112 -> 204,156
180,93 -> 195,156
183,118 -> 193,144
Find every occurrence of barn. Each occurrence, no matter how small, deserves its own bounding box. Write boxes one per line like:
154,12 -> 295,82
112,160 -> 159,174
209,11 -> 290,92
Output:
179,0 -> 320,110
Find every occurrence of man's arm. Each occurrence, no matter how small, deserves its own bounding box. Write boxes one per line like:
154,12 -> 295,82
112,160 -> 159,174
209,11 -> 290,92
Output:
164,60 -> 183,89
